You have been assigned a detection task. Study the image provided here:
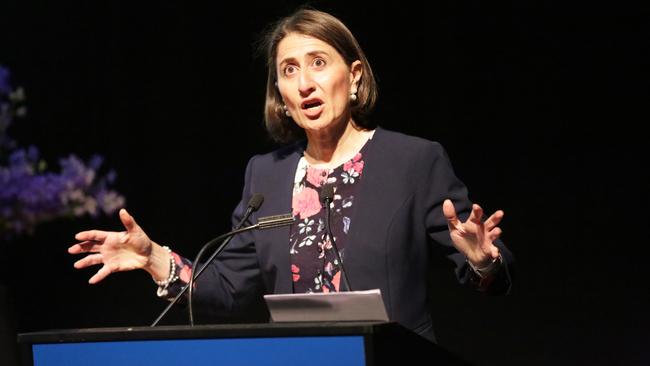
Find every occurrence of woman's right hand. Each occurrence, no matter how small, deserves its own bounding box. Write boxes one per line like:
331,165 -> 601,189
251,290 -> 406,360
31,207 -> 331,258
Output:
68,208 -> 166,284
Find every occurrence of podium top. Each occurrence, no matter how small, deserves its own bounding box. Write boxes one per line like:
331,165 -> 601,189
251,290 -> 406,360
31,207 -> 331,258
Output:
18,321 -> 399,344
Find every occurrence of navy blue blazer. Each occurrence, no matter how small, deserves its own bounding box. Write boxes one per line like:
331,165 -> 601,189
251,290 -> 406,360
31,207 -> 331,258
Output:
194,127 -> 514,341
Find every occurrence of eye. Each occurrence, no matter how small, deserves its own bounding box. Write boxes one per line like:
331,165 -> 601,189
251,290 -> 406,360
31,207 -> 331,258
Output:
283,64 -> 297,76
312,58 -> 326,68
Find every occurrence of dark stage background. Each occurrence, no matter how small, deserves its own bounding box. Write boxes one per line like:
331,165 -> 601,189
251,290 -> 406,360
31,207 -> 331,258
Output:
1,1 -> 647,365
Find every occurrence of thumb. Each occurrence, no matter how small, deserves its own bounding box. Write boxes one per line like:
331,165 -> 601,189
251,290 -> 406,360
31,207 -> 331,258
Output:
119,208 -> 139,232
443,199 -> 459,227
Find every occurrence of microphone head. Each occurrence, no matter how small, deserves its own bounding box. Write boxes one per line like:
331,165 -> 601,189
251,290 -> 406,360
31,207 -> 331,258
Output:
248,193 -> 264,212
320,184 -> 334,205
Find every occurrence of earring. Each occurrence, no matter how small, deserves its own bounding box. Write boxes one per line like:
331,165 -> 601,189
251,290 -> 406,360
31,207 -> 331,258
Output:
283,104 -> 291,117
350,89 -> 358,102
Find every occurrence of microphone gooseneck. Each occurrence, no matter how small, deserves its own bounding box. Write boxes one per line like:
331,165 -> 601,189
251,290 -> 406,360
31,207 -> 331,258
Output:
320,185 -> 352,292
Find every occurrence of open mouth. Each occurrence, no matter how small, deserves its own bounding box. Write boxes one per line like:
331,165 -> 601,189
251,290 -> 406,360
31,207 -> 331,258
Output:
301,99 -> 324,110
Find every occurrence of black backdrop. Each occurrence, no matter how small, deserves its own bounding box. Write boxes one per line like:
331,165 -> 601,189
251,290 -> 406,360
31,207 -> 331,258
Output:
1,1 -> 647,365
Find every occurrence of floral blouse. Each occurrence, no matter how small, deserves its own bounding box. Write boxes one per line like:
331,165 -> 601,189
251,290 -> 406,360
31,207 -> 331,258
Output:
158,136 -> 372,299
290,139 -> 370,293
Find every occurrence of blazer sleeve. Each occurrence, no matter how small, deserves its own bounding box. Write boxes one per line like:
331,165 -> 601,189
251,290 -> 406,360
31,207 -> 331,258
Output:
422,142 -> 514,295
191,155 -> 267,318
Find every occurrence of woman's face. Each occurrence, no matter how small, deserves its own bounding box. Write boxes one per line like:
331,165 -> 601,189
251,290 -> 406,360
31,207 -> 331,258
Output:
276,33 -> 361,136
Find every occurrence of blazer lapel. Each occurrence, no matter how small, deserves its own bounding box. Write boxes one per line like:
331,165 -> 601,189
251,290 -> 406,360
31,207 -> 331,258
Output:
255,144 -> 304,294
341,128 -> 391,288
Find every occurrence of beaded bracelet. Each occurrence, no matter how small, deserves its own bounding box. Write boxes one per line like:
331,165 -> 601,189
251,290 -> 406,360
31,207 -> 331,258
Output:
154,246 -> 179,288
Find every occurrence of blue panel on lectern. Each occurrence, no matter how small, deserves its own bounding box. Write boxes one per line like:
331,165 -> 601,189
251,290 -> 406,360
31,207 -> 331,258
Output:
32,336 -> 365,366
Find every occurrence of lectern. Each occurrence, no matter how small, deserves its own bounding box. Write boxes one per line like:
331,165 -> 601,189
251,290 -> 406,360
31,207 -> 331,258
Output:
18,322 -> 470,366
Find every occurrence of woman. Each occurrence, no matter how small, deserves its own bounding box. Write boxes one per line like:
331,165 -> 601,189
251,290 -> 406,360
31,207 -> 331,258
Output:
68,8 -> 513,342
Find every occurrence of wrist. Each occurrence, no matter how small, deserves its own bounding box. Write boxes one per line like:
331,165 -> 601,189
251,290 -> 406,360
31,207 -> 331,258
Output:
468,253 -> 502,278
145,242 -> 172,281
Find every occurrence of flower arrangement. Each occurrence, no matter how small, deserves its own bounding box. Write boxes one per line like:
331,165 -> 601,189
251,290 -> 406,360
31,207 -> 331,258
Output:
0,65 -> 125,239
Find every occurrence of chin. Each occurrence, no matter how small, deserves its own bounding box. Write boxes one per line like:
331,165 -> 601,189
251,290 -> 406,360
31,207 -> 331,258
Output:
298,117 -> 331,131
299,114 -> 348,133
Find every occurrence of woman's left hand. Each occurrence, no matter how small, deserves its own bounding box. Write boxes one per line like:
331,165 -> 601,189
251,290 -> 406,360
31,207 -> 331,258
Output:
442,199 -> 503,267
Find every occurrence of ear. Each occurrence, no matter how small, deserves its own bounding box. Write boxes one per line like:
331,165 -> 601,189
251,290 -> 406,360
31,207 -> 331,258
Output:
349,60 -> 363,90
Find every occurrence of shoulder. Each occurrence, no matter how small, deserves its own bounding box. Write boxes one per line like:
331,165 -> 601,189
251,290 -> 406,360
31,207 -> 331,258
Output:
244,140 -> 304,173
372,127 -> 448,162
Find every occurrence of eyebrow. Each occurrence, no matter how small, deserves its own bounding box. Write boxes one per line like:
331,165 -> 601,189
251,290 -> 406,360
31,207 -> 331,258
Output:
278,50 -> 331,67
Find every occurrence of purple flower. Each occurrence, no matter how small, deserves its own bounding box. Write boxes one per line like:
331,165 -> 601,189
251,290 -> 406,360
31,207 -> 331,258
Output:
105,170 -> 117,184
1,150 -> 126,238
0,65 -> 11,95
88,154 -> 103,171
26,145 -> 39,162
0,66 -> 126,239
59,154 -> 95,188
96,189 -> 125,215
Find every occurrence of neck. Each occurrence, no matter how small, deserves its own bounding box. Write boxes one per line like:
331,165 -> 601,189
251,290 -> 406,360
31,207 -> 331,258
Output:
304,119 -> 369,168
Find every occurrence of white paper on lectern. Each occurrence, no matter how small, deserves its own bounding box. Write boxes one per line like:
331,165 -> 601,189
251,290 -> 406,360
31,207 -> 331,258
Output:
264,289 -> 389,322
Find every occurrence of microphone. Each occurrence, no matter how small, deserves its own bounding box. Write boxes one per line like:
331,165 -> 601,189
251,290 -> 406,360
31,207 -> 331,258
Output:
187,193 -> 263,325
320,185 -> 352,292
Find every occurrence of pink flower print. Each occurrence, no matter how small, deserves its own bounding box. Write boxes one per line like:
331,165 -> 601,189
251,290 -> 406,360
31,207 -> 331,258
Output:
324,236 -> 333,250
291,264 -> 301,282
317,236 -> 333,258
179,265 -> 192,283
332,271 -> 341,292
343,153 -> 364,175
324,261 -> 334,275
306,166 -> 328,187
171,252 -> 181,264
171,252 -> 191,283
292,187 -> 322,219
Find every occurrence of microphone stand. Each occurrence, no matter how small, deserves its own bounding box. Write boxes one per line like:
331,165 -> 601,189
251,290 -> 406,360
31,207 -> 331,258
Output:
321,185 -> 352,292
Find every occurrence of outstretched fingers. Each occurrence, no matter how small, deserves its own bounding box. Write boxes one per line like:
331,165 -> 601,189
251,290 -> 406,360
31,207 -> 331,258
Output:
88,264 -> 114,284
485,209 -> 505,244
74,253 -> 104,269
68,241 -> 102,254
119,208 -> 139,233
488,227 -> 502,242
468,204 -> 484,225
74,230 -> 108,243
485,210 -> 505,259
484,210 -> 504,231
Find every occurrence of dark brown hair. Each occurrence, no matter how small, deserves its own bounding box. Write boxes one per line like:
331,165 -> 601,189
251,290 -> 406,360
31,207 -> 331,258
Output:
261,8 -> 378,143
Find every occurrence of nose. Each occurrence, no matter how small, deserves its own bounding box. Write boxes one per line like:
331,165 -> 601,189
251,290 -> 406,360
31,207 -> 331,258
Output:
298,70 -> 316,97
